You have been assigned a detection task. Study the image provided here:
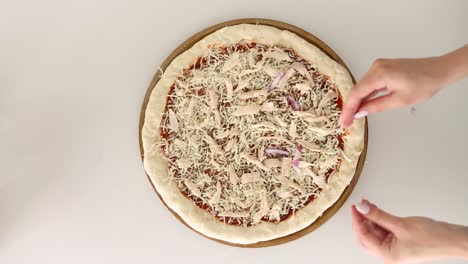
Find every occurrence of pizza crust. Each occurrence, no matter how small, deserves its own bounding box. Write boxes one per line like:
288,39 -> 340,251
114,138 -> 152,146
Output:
142,24 -> 365,244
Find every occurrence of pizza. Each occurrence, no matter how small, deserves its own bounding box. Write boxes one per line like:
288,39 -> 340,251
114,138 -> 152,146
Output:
141,24 -> 365,244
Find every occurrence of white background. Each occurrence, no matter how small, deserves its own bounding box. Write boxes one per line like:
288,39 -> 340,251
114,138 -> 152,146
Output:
1,0 -> 467,263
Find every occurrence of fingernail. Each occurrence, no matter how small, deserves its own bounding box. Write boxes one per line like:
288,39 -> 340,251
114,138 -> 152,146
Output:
354,111 -> 368,119
355,203 -> 370,215
361,197 -> 370,205
338,116 -> 346,130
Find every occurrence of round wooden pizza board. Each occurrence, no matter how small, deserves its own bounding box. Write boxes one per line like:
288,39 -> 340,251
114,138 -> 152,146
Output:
138,18 -> 368,247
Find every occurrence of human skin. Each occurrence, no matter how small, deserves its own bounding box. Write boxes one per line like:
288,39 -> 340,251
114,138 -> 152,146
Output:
352,199 -> 468,264
341,44 -> 468,263
340,45 -> 468,127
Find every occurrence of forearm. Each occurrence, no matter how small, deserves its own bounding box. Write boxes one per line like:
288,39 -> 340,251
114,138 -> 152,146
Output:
436,44 -> 468,86
455,225 -> 468,259
444,223 -> 468,260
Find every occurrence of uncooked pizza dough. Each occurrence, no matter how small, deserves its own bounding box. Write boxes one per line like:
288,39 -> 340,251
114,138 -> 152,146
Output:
141,24 -> 365,244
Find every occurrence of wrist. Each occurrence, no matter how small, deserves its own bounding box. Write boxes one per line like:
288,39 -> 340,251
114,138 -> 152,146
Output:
458,226 -> 468,259
445,225 -> 468,260
431,54 -> 456,88
436,45 -> 468,86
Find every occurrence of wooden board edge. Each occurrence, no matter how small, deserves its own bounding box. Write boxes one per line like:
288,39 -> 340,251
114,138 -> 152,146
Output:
138,18 -> 367,247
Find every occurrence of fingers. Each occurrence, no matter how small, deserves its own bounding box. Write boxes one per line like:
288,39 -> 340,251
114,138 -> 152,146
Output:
357,93 -> 403,114
365,219 -> 388,240
361,199 -> 389,240
340,71 -> 386,128
356,200 -> 403,233
351,206 -> 384,256
363,88 -> 390,103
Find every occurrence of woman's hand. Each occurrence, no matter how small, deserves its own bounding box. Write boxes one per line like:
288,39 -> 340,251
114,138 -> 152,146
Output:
351,199 -> 468,264
340,45 -> 468,128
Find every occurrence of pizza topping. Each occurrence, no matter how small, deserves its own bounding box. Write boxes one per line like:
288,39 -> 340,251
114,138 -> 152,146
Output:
241,172 -> 264,184
186,97 -> 196,117
252,121 -> 278,130
308,126 -> 335,137
281,157 -> 292,178
260,101 -> 278,112
230,194 -> 247,208
288,120 -> 299,139
298,160 -> 314,168
263,65 -> 280,78
207,88 -> 218,110
241,152 -> 269,171
256,136 -> 295,146
269,205 -> 282,221
232,104 -> 262,116
208,181 -> 222,204
287,94 -> 301,110
218,211 -> 249,218
184,179 -> 202,198
160,43 -> 343,226
204,134 -> 223,154
276,189 -> 292,199
263,158 -> 282,169
222,52 -> 240,73
168,109 -> 179,132
274,116 -> 288,127
304,115 -> 329,123
296,139 -> 321,152
292,145 -> 302,173
238,89 -> 268,100
264,148 -> 289,156
214,128 -> 234,139
175,79 -> 188,90
227,164 -> 240,185
269,71 -> 285,90
278,68 -> 296,90
177,159 -> 193,169
240,68 -> 262,78
225,79 -> 233,99
317,90 -> 338,114
224,137 -> 238,152
304,168 -> 326,189
291,110 -> 316,117
264,48 -> 293,62
290,62 -> 314,85
258,146 -> 266,161
294,82 -> 312,95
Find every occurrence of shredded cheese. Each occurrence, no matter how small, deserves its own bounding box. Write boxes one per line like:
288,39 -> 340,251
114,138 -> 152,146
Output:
160,43 -> 343,226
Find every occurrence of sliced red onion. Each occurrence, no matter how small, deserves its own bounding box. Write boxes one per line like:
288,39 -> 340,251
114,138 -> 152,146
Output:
269,71 -> 285,91
287,94 -> 301,110
292,165 -> 301,174
293,145 -> 302,165
265,148 -> 289,156
292,145 -> 302,173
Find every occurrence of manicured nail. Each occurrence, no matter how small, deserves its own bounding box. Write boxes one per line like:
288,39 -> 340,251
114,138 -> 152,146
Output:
338,116 -> 346,130
355,203 -> 370,215
354,111 -> 368,119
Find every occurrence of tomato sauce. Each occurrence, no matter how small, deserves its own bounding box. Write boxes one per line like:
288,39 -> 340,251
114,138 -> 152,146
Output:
159,43 -> 345,226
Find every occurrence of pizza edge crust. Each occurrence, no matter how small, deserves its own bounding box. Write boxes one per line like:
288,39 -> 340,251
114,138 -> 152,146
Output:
142,24 -> 365,244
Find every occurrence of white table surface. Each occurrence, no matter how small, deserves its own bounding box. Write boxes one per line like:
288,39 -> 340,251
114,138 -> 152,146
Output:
1,0 -> 467,263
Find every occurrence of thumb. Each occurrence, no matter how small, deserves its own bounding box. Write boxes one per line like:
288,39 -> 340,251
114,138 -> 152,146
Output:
340,70 -> 386,127
355,200 -> 403,233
